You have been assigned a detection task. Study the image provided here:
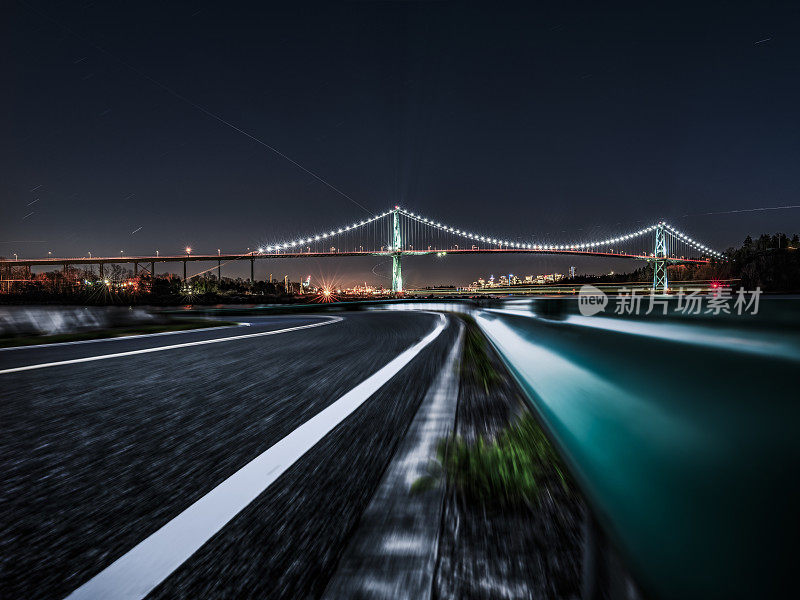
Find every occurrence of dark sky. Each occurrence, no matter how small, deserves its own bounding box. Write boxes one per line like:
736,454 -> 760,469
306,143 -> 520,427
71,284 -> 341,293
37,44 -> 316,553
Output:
3,1 -> 800,286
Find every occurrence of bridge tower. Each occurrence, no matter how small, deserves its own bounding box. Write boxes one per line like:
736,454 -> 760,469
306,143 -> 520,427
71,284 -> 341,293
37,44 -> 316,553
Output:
391,208 -> 403,293
652,222 -> 668,293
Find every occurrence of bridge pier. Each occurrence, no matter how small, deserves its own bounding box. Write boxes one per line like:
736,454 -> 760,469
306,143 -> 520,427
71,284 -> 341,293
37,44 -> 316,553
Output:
183,260 -> 187,282
250,258 -> 254,284
391,208 -> 403,293
151,262 -> 155,279
218,260 -> 221,283
99,263 -> 104,279
652,223 -> 668,293
392,254 -> 403,293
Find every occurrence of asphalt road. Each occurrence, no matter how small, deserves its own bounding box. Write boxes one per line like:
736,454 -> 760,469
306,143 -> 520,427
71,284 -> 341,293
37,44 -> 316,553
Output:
0,311 -> 459,600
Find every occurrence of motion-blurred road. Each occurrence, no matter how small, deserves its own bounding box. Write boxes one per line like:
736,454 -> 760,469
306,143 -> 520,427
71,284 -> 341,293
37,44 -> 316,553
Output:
2,301 -> 797,600
0,311 -> 458,599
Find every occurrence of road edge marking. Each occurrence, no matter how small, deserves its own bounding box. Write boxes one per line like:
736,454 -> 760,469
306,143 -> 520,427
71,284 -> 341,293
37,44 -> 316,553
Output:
0,317 -> 342,375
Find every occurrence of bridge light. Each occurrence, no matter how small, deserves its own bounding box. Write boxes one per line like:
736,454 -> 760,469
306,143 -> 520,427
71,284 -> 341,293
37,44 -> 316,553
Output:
258,247 -> 264,253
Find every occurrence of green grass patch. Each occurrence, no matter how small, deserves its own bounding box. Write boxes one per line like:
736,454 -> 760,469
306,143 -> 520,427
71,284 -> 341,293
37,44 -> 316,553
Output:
413,414 -> 569,508
0,319 -> 238,348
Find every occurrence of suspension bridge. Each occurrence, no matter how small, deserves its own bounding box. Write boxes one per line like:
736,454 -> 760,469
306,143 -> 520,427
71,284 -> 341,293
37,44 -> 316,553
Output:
1,207 -> 723,292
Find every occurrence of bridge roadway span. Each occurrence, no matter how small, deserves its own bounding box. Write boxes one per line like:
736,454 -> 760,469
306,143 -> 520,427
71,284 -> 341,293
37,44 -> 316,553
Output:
1,248 -> 710,269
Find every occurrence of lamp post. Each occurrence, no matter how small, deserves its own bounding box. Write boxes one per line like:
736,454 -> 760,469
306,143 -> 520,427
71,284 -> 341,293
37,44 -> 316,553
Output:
183,247 -> 191,282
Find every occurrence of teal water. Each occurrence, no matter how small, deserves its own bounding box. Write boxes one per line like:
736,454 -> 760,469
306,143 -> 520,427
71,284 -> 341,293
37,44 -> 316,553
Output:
476,298 -> 799,599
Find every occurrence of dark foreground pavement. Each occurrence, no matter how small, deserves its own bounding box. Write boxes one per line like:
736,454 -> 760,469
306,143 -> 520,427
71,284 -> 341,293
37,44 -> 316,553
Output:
0,311 -> 458,599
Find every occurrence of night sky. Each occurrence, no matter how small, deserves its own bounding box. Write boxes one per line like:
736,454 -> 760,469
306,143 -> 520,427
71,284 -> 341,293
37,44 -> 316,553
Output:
3,1 -> 800,286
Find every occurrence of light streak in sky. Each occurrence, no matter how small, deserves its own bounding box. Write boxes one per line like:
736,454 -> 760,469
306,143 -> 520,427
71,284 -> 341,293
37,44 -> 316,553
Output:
19,1 -> 370,216
683,205 -> 800,217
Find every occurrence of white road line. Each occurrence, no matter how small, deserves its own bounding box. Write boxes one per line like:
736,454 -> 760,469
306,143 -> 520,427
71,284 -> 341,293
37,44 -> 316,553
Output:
0,323 -> 247,352
64,313 -> 447,600
0,317 -> 342,375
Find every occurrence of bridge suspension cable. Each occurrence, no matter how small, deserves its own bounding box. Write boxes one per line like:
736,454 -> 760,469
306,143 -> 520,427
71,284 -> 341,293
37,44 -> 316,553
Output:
254,206 -> 722,261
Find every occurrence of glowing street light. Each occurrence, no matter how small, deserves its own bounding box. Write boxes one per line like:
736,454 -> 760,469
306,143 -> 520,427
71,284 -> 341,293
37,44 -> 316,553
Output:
185,246 -> 192,256
217,248 -> 221,256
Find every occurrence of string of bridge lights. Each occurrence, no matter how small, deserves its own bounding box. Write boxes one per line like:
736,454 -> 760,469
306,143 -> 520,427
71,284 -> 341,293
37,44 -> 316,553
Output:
258,211 -> 393,252
661,222 -> 723,258
398,209 -> 722,257
397,208 -> 657,252
255,207 -> 722,258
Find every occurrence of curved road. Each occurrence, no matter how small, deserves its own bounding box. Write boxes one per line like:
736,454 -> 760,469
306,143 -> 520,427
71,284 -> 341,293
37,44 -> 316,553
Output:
0,311 -> 459,600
